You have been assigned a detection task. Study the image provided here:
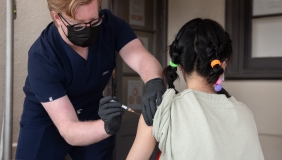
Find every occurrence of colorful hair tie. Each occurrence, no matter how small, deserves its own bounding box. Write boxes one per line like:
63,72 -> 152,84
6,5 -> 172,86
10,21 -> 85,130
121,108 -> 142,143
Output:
214,84 -> 222,92
214,75 -> 224,92
211,59 -> 221,68
170,60 -> 179,68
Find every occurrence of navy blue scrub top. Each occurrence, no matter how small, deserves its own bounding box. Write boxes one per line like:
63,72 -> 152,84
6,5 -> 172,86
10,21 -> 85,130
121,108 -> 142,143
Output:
22,9 -> 137,124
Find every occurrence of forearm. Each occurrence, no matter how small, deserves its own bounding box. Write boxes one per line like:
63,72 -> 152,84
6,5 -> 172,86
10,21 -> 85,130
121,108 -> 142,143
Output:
127,115 -> 157,160
61,119 -> 110,146
42,96 -> 112,146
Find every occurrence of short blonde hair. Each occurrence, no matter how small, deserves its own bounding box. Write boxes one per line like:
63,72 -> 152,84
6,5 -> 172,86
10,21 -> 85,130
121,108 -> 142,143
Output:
47,0 -> 102,19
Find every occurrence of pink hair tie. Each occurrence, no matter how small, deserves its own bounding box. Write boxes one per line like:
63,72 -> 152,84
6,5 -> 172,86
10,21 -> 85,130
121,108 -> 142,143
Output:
216,78 -> 222,84
214,76 -> 224,92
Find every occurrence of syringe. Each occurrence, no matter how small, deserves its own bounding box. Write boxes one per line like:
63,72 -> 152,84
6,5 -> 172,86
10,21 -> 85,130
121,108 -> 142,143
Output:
110,100 -> 141,116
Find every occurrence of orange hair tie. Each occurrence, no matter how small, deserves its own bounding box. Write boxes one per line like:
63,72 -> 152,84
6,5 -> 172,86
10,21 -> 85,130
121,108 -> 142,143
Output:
211,59 -> 221,68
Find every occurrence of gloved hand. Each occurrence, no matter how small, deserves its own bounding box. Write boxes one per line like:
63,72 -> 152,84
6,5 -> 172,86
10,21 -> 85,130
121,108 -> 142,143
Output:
141,78 -> 166,126
98,96 -> 125,135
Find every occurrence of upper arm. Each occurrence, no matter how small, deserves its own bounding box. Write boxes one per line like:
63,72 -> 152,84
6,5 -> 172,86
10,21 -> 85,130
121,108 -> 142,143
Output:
41,95 -> 78,136
112,16 -> 146,75
119,39 -> 152,73
127,115 -> 157,160
119,39 -> 162,83
111,13 -> 162,82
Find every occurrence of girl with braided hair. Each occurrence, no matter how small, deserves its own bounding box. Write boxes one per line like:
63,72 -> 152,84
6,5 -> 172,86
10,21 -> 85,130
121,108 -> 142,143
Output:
127,18 -> 264,160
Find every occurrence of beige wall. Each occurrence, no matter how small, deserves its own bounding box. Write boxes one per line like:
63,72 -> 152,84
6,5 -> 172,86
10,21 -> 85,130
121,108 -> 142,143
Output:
224,81 -> 282,160
168,0 -> 282,160
12,1 -> 52,147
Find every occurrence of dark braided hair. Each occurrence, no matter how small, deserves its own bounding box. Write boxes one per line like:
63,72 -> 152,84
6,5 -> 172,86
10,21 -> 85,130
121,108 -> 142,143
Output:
162,18 -> 232,97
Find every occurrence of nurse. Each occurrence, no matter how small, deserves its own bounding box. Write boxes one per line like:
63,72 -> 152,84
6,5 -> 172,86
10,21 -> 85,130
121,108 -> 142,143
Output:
15,0 -> 165,159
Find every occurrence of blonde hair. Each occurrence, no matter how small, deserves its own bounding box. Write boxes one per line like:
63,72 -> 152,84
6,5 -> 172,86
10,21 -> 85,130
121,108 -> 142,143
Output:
47,0 -> 102,19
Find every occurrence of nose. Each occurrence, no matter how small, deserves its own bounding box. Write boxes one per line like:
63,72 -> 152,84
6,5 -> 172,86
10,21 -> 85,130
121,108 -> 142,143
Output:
85,22 -> 91,27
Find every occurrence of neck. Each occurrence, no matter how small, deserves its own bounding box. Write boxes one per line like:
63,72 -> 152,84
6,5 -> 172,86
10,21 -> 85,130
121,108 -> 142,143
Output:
184,72 -> 216,94
72,45 -> 89,60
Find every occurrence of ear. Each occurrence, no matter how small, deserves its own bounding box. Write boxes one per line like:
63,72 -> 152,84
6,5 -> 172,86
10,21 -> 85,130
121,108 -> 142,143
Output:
178,65 -> 183,72
178,65 -> 186,76
221,60 -> 227,70
51,11 -> 62,26
178,65 -> 187,82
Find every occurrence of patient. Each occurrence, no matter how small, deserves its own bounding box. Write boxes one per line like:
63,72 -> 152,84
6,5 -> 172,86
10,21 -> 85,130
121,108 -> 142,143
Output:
127,18 -> 264,160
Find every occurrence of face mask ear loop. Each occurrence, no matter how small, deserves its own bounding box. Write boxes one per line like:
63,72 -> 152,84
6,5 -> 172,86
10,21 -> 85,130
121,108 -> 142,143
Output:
60,26 -> 71,39
58,13 -> 71,26
57,13 -> 72,39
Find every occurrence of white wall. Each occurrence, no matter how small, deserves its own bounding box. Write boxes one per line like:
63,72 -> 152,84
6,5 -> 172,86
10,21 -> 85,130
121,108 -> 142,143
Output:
168,0 -> 282,160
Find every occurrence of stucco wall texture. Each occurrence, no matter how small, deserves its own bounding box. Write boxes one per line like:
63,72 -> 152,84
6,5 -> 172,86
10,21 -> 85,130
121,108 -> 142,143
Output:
0,0 -> 51,158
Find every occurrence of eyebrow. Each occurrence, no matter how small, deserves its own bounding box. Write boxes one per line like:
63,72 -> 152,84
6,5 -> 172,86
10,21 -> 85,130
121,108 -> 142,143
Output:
77,16 -> 98,23
62,9 -> 101,24
75,10 -> 101,23
62,15 -> 95,25
75,7 -> 102,23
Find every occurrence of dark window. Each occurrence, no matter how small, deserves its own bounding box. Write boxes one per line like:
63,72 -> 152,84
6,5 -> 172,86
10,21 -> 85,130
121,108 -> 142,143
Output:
225,0 -> 282,79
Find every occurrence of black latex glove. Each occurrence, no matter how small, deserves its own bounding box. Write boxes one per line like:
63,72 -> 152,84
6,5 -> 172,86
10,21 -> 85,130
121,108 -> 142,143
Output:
141,78 -> 166,126
98,96 -> 125,135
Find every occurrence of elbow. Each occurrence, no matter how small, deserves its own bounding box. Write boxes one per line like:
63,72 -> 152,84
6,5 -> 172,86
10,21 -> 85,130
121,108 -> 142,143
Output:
63,136 -> 77,146
58,126 -> 81,146
59,129 -> 76,146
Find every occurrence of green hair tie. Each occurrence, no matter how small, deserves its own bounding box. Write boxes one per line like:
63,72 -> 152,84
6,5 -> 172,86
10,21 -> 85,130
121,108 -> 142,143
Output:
170,60 -> 179,68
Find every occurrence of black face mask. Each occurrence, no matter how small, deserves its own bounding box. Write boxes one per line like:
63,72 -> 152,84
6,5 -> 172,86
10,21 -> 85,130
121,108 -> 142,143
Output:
65,25 -> 99,47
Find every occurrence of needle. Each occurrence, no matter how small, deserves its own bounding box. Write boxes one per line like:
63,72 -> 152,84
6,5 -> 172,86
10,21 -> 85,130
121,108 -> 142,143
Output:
109,100 -> 141,116
123,106 -> 141,116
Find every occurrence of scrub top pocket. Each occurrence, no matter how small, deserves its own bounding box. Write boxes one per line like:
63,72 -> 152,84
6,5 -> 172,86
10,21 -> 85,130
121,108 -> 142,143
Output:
99,65 -> 115,91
